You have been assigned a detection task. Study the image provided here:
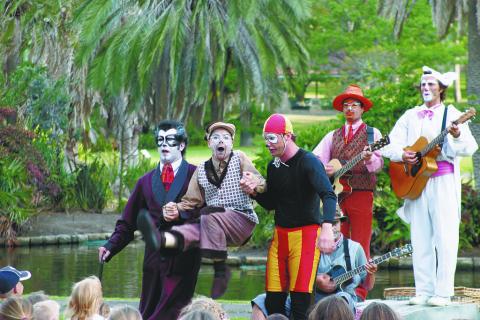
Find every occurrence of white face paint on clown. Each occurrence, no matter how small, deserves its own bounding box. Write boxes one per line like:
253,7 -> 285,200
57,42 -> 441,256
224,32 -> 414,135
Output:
208,128 -> 233,162
421,75 -> 443,104
157,128 -> 185,164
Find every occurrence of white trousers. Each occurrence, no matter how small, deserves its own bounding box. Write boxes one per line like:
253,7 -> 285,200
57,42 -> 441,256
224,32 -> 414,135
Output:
404,173 -> 459,297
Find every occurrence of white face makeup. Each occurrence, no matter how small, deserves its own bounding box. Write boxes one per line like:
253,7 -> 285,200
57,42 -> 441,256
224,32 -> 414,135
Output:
421,76 -> 442,104
208,128 -> 233,161
157,128 -> 184,164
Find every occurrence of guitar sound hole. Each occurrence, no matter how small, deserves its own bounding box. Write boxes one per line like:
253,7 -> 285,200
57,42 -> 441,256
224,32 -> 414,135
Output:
410,163 -> 420,177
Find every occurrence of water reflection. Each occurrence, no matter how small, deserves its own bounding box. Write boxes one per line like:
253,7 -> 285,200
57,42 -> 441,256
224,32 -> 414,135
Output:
1,242 -> 479,300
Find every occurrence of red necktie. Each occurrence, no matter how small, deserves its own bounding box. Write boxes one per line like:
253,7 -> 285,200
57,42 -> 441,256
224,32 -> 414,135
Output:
161,163 -> 174,191
345,125 -> 353,144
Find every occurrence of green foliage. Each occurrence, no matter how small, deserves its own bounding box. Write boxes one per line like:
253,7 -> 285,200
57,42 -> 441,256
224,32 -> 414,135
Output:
74,159 -> 111,213
0,62 -> 71,135
0,157 -> 33,231
123,156 -> 156,194
138,132 -> 156,150
459,183 -> 480,249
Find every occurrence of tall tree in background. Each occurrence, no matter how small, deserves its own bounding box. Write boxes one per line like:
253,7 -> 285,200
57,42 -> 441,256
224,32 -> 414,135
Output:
74,0 -> 310,124
378,0 -> 480,189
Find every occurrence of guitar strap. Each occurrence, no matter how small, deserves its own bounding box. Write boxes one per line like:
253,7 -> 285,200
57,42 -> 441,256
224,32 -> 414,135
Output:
439,105 -> 449,150
343,237 -> 352,272
366,125 -> 374,145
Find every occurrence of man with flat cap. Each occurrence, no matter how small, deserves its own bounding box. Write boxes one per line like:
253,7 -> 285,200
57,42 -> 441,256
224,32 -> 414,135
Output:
0,266 -> 31,299
138,121 -> 265,299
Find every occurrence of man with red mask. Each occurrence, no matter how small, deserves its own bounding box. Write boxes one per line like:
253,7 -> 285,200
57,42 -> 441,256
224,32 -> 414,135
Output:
312,84 -> 383,300
242,114 -> 337,320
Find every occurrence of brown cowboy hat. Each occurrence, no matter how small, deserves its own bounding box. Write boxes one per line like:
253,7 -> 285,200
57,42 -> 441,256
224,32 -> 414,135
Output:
332,84 -> 373,112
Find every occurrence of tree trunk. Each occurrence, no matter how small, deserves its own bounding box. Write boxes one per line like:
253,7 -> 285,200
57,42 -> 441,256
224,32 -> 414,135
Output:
471,123 -> 480,190
210,80 -> 220,121
240,109 -> 253,146
2,18 -> 22,79
467,0 -> 480,190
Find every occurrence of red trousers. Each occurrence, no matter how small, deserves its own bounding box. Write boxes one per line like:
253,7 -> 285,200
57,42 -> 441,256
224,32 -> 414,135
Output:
339,190 -> 373,301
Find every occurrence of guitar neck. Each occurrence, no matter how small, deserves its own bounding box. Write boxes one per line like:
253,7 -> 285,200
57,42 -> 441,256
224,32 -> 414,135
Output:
334,252 -> 392,286
333,153 -> 364,179
420,128 -> 449,157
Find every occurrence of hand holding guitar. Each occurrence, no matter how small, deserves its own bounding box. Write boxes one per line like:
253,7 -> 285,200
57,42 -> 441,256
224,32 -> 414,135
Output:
316,273 -> 336,293
448,123 -> 460,138
362,146 -> 373,163
364,261 -> 378,274
324,163 -> 335,177
402,150 -> 420,164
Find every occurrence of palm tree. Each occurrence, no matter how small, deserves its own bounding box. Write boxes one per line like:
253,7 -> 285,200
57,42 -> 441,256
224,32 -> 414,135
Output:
379,0 -> 480,189
74,0 -> 310,123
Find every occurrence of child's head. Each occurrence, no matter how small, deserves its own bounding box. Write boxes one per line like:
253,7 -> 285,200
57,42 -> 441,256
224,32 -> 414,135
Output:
179,296 -> 228,320
107,305 -> 142,320
67,276 -> 103,320
0,296 -> 33,320
32,300 -> 60,320
359,302 -> 400,320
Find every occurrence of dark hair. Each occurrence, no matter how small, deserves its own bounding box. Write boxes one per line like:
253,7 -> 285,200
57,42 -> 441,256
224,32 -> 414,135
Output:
154,120 -> 188,155
359,302 -> 400,320
307,295 -> 354,320
420,71 -> 448,101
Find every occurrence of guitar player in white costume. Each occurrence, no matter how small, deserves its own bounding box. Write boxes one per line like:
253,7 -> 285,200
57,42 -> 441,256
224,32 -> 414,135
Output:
382,66 -> 478,306
250,211 -> 377,320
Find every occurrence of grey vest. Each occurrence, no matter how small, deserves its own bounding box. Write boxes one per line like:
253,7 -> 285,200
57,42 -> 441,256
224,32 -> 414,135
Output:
198,151 -> 258,223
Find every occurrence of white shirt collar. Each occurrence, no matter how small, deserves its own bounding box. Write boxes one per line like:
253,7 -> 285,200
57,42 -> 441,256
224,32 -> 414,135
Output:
160,157 -> 183,176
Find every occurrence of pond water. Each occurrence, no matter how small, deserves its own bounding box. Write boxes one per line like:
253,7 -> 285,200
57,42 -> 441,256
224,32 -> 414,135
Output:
2,241 -> 480,301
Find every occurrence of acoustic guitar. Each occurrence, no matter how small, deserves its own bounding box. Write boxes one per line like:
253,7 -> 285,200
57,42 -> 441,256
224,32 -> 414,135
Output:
390,107 -> 476,200
317,244 -> 413,295
329,135 -> 390,200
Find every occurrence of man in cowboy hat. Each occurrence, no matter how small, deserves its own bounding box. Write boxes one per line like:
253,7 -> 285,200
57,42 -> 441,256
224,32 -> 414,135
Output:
242,113 -> 337,320
137,121 -> 265,300
312,84 -> 383,300
382,66 -> 478,306
250,210 -> 377,320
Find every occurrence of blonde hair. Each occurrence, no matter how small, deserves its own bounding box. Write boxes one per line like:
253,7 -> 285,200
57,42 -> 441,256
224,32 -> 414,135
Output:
66,276 -> 103,320
107,305 -> 141,320
32,300 -> 60,320
179,296 -> 228,320
0,296 -> 33,320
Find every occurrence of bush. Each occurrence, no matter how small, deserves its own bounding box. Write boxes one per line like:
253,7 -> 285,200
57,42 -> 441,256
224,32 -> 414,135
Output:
460,183 -> 480,249
0,157 -> 33,241
74,159 -> 111,213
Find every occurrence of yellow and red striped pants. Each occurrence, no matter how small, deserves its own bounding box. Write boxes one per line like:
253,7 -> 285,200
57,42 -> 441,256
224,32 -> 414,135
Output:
265,224 -> 320,293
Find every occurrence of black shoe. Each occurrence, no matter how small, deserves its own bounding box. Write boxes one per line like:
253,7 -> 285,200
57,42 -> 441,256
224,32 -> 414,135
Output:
137,209 -> 162,251
210,267 -> 231,299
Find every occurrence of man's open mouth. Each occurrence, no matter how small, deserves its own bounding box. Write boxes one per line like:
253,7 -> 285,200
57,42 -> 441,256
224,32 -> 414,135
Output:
217,146 -> 225,152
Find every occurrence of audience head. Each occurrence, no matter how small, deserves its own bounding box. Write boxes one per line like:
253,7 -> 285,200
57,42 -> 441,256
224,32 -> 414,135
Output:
67,276 -> 103,320
307,295 -> 354,320
26,291 -> 49,306
0,296 -> 33,320
99,302 -> 111,319
359,302 -> 400,320
179,310 -> 217,320
266,314 -> 289,320
0,266 -> 31,298
107,305 -> 141,320
179,296 -> 228,320
32,300 -> 60,320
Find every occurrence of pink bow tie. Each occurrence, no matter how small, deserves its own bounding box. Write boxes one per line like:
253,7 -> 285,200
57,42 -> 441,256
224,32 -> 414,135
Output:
418,109 -> 434,120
